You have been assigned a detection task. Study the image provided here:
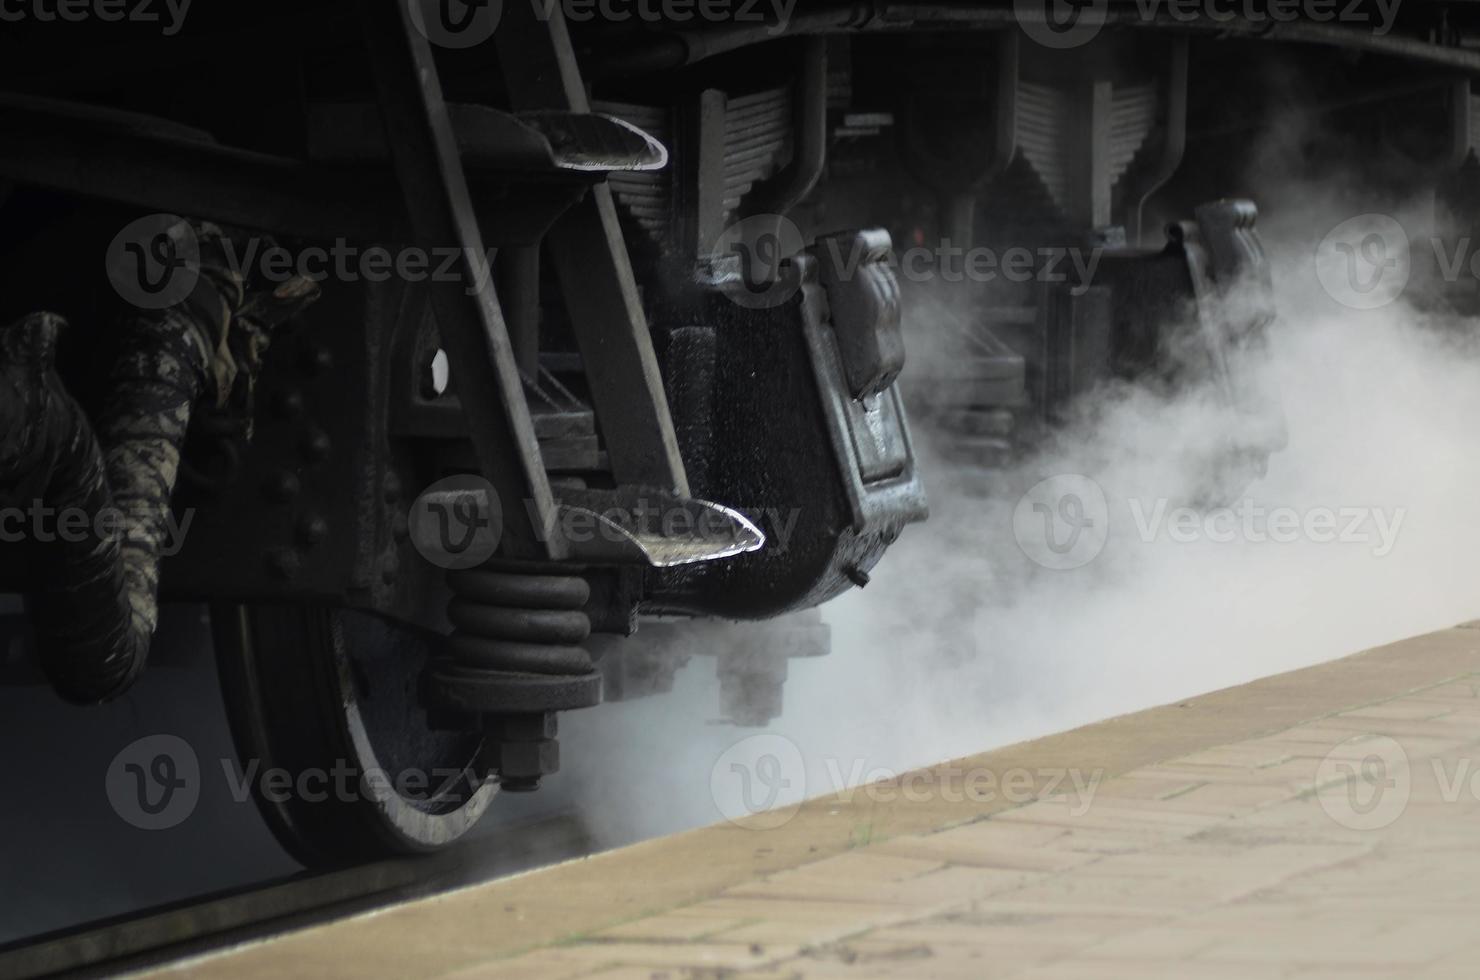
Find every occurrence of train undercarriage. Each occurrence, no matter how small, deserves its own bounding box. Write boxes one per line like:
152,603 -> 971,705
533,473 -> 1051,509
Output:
1,0 -> 1476,864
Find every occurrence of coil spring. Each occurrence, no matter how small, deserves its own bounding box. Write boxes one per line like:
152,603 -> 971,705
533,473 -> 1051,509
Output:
443,565 -> 593,678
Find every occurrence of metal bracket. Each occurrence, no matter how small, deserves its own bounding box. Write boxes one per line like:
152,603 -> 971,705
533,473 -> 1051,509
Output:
549,487 -> 762,567
1171,199 -> 1287,456
0,93 -> 590,247
363,1 -> 563,559
305,102 -> 668,174
495,0 -> 691,496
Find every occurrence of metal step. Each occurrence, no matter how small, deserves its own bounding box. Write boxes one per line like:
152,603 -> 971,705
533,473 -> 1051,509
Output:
306,103 -> 667,174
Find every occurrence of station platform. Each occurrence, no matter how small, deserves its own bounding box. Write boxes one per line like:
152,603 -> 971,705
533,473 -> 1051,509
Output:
150,624 -> 1480,979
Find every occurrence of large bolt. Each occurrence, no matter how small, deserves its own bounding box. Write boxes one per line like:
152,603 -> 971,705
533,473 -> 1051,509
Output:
296,514 -> 329,549
300,429 -> 331,463
271,389 -> 305,419
300,344 -> 333,375
265,547 -> 300,580
262,471 -> 300,503
490,713 -> 559,792
718,651 -> 788,727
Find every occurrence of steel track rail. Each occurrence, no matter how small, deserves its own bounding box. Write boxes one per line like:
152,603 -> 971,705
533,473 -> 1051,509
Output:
0,814 -> 594,980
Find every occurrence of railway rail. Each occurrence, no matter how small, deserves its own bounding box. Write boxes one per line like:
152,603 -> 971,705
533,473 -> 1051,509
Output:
0,815 -> 593,980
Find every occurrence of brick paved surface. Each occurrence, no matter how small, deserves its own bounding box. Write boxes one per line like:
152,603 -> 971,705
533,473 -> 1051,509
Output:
154,625 -> 1480,979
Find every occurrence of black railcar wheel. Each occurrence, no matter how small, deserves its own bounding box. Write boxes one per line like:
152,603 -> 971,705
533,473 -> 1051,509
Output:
212,604 -> 496,867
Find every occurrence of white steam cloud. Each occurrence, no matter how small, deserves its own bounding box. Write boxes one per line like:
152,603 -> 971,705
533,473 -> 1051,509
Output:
522,186 -> 1480,850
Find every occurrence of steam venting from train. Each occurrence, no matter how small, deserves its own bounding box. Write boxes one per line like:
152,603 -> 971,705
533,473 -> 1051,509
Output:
529,134 -> 1480,848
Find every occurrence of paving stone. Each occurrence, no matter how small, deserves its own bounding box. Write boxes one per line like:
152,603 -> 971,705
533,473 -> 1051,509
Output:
1016,956 -> 1288,979
593,912 -> 755,943
159,627 -> 1480,980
